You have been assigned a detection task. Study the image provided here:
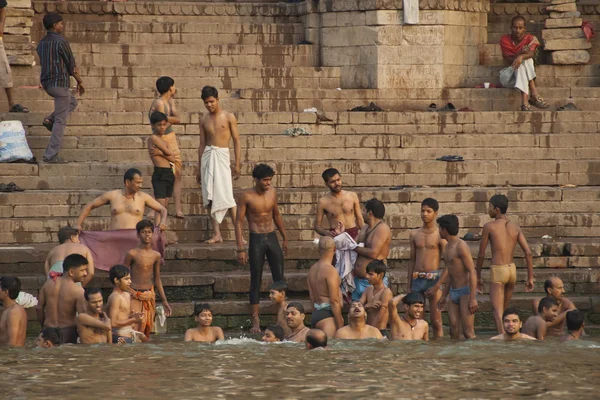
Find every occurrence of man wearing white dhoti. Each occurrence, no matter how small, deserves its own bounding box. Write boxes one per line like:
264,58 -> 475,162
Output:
196,86 -> 241,243
499,16 -> 549,111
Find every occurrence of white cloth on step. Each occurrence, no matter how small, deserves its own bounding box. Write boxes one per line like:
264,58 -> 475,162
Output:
403,0 -> 419,24
333,232 -> 362,298
499,58 -> 536,96
201,146 -> 237,223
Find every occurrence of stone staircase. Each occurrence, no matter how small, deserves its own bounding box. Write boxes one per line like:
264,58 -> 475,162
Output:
0,1 -> 599,333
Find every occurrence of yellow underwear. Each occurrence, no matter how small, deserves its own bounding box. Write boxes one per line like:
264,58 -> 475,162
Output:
490,263 -> 517,285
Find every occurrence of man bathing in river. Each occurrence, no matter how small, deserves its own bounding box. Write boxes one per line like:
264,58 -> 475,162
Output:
45,226 -> 94,287
477,194 -> 534,334
314,168 -> 364,240
522,297 -> 559,341
285,302 -> 310,342
360,260 -> 392,333
235,164 -> 288,333
107,265 -> 147,344
269,281 -> 291,337
307,237 -> 344,338
0,277 -> 27,347
334,302 -> 383,340
388,293 -> 429,341
184,303 -> 224,343
560,310 -> 585,343
305,329 -> 328,350
532,277 -> 576,336
77,287 -> 112,344
262,324 -> 285,343
407,198 -> 447,339
491,308 -> 536,341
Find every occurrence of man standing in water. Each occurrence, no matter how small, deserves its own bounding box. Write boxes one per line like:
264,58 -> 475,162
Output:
197,85 -> 241,244
235,164 -> 288,333
77,287 -> 112,344
314,168 -> 364,240
532,277 -> 576,336
0,277 -> 27,347
44,226 -> 94,286
285,302 -> 310,342
490,308 -> 536,341
334,301 -> 383,340
407,198 -> 447,339
477,194 -> 534,334
388,293 -> 429,341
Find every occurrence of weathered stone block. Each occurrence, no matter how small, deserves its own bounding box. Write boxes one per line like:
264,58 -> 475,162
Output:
542,28 -> 585,40
401,25 -> 444,45
365,10 -> 402,26
549,11 -> 581,19
549,50 -> 590,65
545,17 -> 582,29
546,3 -> 577,12
551,0 -> 576,5
544,38 -> 592,51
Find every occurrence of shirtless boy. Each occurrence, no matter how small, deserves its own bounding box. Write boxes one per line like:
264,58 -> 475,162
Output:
269,281 -> 290,336
388,293 -> 429,341
334,301 -> 383,340
147,111 -> 178,216
437,215 -> 478,339
196,85 -> 241,244
532,277 -> 576,336
353,198 -> 391,301
184,303 -> 224,343
360,260 -> 393,332
235,164 -> 288,333
45,226 -> 94,287
477,195 -> 534,334
107,264 -> 146,344
285,302 -> 310,343
407,198 -> 447,338
314,168 -> 364,240
149,76 -> 183,218
0,277 -> 27,347
522,297 -> 558,341
307,237 -> 344,337
124,219 -> 172,338
262,324 -> 285,343
490,308 -> 536,341
77,287 -> 112,344
560,310 -> 585,342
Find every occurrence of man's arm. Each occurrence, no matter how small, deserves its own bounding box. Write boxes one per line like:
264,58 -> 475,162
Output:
167,99 -> 181,124
460,241 -> 479,314
272,191 -> 288,255
77,313 -> 111,331
407,231 -> 416,294
314,198 -> 332,237
235,193 -> 248,265
516,229 -> 534,292
184,329 -> 193,341
388,295 -> 402,326
372,288 -> 392,327
423,322 -> 430,341
153,254 -> 172,316
77,192 -> 113,230
353,193 -> 365,229
81,248 -> 95,288
328,272 -> 345,330
60,41 -> 84,95
547,298 -> 577,328
143,193 -> 168,229
197,119 -> 207,185
228,113 -> 241,180
150,135 -> 176,161
107,295 -> 136,328
215,327 -> 225,341
44,256 -> 51,276
354,225 -> 390,259
36,285 -> 46,326
476,224 -> 490,292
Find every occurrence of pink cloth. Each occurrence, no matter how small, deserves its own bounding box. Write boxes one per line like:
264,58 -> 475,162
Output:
80,228 -> 165,271
583,21 -> 595,42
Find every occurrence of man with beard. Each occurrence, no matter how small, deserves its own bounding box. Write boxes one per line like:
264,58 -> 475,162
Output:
491,308 -> 536,341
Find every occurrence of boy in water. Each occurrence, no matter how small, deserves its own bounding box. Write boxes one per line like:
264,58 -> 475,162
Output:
262,324 -> 285,343
184,303 -> 224,343
436,215 -> 478,339
560,310 -> 585,342
77,287 -> 112,344
269,281 -> 291,336
148,111 -> 178,215
36,327 -> 61,348
124,219 -> 172,339
522,297 -> 559,340
107,264 -> 147,344
360,260 -> 393,333
388,293 -> 429,341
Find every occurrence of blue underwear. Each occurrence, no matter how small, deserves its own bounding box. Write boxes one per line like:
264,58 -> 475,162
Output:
352,275 -> 389,302
450,286 -> 470,304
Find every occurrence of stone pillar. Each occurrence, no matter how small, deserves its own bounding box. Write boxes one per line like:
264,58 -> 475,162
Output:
4,0 -> 34,66
313,0 -> 490,91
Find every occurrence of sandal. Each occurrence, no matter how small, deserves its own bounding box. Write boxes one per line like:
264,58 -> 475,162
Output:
0,182 -> 24,192
9,104 -> 29,113
557,102 -> 580,111
521,104 -> 532,111
438,102 -> 457,112
427,103 -> 437,112
42,118 -> 54,132
529,96 -> 549,109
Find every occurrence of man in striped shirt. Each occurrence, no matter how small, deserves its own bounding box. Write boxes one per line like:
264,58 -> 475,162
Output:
37,13 -> 84,163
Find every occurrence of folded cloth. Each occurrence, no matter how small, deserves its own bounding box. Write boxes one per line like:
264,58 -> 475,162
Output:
583,21 -> 595,42
403,0 -> 419,24
499,33 -> 540,58
333,232 -> 360,303
15,292 -> 38,308
201,146 -> 237,223
48,271 -> 63,282
80,228 -> 165,271
128,286 -> 156,338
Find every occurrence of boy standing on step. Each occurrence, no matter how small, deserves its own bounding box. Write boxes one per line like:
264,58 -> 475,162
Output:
148,111 -> 178,215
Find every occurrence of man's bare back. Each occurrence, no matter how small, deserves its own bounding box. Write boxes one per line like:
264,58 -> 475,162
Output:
0,305 -> 27,346
45,243 -> 93,275
307,261 -> 339,307
354,223 -> 391,277
483,219 -> 522,265
39,278 -> 85,328
315,190 -> 362,235
307,249 -> 344,337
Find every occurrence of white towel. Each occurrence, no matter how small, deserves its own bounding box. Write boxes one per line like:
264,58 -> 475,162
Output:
333,233 -> 363,298
201,146 -> 237,223
15,292 -> 38,308
403,0 -> 419,25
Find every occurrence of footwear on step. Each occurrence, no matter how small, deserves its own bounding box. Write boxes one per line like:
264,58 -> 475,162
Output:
521,103 -> 532,111
42,156 -> 67,164
529,96 -> 549,109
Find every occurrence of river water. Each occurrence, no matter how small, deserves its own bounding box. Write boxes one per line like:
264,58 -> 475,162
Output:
1,335 -> 598,399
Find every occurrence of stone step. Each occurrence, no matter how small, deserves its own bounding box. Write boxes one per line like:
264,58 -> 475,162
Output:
463,65 -> 600,88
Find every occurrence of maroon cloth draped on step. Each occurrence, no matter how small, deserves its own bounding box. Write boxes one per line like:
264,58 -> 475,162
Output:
80,228 -> 165,271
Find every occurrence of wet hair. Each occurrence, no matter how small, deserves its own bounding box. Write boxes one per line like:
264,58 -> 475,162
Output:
41,327 -> 60,346
252,163 -> 275,180
155,76 -> 175,95
421,198 -> 439,212
150,111 -> 168,125
402,292 -> 425,306
124,168 -> 142,183
84,287 -> 102,301
538,296 -> 558,314
270,281 -> 288,293
0,276 -> 21,300
437,214 -> 459,236
306,329 -> 327,349
286,301 -> 305,314
566,310 -> 584,332
63,254 -> 88,272
490,194 -> 509,214
43,13 -> 63,30
266,324 -> 285,341
58,226 -> 79,244
365,198 -> 385,219
502,307 -> 521,321
511,16 -> 526,27
366,260 -> 386,276
136,219 -> 154,234
193,303 -> 212,316
201,86 -> 219,100
109,264 -> 130,284
322,168 -> 340,182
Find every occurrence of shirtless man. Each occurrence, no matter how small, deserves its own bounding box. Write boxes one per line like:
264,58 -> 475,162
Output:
305,329 -> 328,350
532,277 -> 576,336
44,226 -> 94,287
269,281 -> 291,336
184,303 -> 225,343
235,164 -> 288,333
477,195 -> 534,334
307,237 -> 344,337
107,264 -> 147,344
560,310 -> 585,342
490,308 -> 537,341
522,297 -> 559,341
0,277 -> 27,347
334,301 -> 383,340
314,168 -> 364,240
196,85 -> 241,244
437,215 -> 478,339
388,293 -> 429,341
78,168 -> 168,231
77,287 -> 112,344
353,198 -> 391,301
407,198 -> 447,339
360,260 -> 393,332
285,302 -> 310,343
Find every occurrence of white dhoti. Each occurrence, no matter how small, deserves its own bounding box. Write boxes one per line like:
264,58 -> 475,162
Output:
499,58 -> 536,95
201,146 -> 236,223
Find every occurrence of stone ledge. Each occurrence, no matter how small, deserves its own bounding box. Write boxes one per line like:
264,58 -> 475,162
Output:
315,0 -> 490,14
491,2 -> 600,16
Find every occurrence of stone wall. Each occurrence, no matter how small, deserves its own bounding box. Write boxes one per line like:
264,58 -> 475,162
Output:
4,0 -> 34,66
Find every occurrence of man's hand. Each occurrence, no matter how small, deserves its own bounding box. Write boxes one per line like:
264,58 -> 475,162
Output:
231,164 -> 241,180
131,312 -> 143,323
424,284 -> 439,298
237,250 -> 248,266
437,297 -> 446,312
76,224 -> 83,232
469,298 -> 478,315
512,55 -> 523,70
371,300 -> 382,309
477,278 -> 484,294
526,278 -> 534,293
158,224 -> 168,232
282,240 -> 288,256
163,302 -> 173,317
76,82 -> 85,96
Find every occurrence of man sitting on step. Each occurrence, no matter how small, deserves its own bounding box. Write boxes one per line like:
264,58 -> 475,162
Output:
499,16 -> 549,111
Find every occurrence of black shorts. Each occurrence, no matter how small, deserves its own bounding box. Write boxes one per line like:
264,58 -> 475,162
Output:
152,166 -> 175,199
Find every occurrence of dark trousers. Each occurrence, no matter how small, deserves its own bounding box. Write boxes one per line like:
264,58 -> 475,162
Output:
248,231 -> 284,305
43,86 -> 78,160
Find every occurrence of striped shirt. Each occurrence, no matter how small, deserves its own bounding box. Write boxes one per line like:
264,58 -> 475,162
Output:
36,32 -> 76,89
